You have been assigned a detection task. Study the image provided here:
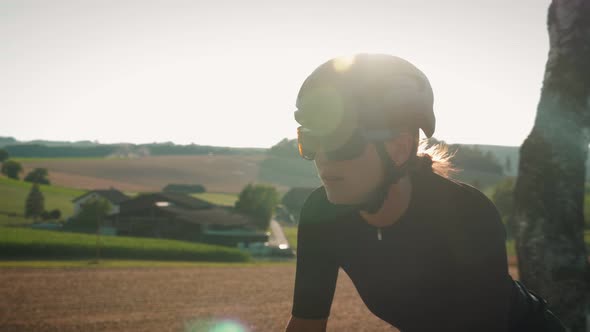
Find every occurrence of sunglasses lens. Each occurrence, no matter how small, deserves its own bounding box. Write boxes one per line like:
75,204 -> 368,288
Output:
324,131 -> 367,161
297,127 -> 318,160
297,127 -> 368,161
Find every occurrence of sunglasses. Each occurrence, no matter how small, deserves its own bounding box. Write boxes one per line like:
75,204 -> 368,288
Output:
297,126 -> 401,161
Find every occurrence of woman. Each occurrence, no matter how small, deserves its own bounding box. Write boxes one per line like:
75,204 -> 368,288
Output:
284,54 -> 566,332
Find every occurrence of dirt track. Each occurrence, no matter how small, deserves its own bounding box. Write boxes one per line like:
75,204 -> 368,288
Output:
0,264 -> 520,332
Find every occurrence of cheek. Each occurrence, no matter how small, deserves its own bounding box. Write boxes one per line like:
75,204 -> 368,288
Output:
339,160 -> 382,198
348,161 -> 381,190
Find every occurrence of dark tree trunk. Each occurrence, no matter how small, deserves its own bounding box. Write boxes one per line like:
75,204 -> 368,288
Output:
513,1 -> 590,331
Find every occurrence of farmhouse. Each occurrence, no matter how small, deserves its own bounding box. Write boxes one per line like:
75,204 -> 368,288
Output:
71,188 -> 130,216
108,192 -> 269,247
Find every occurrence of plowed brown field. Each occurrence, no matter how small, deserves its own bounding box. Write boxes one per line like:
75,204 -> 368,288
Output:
0,264 -> 520,332
21,155 -> 270,193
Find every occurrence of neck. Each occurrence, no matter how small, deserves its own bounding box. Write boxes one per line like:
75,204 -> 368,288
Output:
358,174 -> 412,227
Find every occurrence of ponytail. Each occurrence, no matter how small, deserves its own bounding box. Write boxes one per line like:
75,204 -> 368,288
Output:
411,138 -> 457,178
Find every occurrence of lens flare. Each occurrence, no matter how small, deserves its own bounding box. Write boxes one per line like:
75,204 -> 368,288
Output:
185,318 -> 249,332
209,320 -> 247,332
332,55 -> 356,72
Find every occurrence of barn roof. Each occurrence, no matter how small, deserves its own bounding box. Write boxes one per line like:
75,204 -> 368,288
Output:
159,206 -> 253,226
119,192 -> 213,212
72,189 -> 130,204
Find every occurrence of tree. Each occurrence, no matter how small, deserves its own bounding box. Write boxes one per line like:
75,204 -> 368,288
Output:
268,138 -> 299,158
0,148 -> 8,162
448,145 -> 504,175
40,209 -> 61,221
513,1 -> 590,330
504,156 -> 512,174
24,168 -> 50,185
1,160 -> 23,179
234,183 -> 280,230
67,197 -> 111,231
49,209 -> 61,220
491,178 -> 515,238
24,183 -> 44,221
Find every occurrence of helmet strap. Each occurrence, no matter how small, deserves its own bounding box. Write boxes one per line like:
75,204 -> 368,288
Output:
353,141 -> 408,214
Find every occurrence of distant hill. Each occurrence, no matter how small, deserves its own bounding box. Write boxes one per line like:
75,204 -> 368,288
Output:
0,136 -> 98,148
6,136 -> 590,195
0,136 -> 18,147
467,144 -> 519,177
0,136 -> 265,158
471,144 -> 590,178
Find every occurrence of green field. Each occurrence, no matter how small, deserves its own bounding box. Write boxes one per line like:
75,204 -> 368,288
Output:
192,192 -> 238,206
506,239 -> 516,257
283,225 -> 298,251
0,227 -> 250,262
0,175 -> 239,226
0,176 -> 84,225
0,259 -> 293,268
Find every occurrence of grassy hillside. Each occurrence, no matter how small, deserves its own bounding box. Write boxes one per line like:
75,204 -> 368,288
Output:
0,175 -> 244,224
0,227 -> 250,262
0,176 -> 84,225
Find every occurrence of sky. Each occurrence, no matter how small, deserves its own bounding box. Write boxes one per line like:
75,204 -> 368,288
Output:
0,0 -> 551,148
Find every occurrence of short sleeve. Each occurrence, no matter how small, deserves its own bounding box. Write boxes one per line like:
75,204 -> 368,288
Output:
291,189 -> 340,319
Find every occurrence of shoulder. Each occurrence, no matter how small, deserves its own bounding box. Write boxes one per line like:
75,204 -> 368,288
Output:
418,172 -> 505,238
419,171 -> 498,218
415,174 -> 509,270
298,186 -> 357,226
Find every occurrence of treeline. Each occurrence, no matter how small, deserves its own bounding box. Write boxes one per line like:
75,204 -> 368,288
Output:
146,144 -> 260,156
163,184 -> 206,193
3,143 -> 265,158
426,138 -> 505,175
4,144 -> 117,158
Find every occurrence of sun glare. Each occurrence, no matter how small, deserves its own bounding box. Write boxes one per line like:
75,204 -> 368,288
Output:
185,318 -> 249,332
332,55 -> 356,72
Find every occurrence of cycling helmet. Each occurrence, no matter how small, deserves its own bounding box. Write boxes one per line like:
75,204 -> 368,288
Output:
294,53 -> 436,213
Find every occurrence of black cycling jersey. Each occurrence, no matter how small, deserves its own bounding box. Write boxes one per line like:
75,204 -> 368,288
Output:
291,169 -> 565,332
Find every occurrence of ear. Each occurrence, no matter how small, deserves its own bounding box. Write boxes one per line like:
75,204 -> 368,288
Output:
384,134 -> 413,166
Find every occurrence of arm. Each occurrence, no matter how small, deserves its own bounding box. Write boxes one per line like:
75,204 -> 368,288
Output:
284,316 -> 328,332
287,190 -> 340,331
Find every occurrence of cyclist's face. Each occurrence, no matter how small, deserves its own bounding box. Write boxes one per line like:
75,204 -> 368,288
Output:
314,135 -> 412,205
314,141 -> 384,205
